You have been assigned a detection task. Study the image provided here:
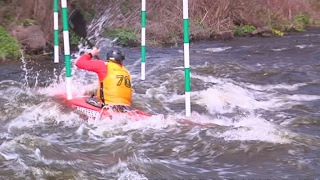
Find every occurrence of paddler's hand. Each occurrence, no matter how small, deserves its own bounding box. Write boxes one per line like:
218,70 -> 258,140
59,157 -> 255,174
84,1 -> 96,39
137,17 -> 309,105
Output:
90,47 -> 100,57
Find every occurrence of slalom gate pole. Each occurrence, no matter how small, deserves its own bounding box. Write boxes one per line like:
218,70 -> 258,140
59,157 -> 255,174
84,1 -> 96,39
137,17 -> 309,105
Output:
183,0 -> 191,117
61,0 -> 72,100
141,0 -> 146,80
53,0 -> 59,63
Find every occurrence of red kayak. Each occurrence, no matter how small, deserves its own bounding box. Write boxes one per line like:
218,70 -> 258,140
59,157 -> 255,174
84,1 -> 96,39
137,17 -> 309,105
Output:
58,94 -> 152,121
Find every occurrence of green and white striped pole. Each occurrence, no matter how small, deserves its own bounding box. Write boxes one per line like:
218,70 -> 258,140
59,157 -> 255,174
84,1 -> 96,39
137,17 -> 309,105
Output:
183,0 -> 191,117
141,0 -> 146,80
61,0 -> 72,100
53,0 -> 59,63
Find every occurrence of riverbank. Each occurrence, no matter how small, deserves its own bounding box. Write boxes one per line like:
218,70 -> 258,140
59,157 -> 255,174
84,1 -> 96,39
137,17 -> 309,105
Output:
1,0 -> 320,61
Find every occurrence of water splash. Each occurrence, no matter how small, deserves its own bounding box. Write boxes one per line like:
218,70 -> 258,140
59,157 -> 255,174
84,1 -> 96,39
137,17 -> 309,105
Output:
87,9 -> 110,40
19,50 -> 39,88
214,114 -> 294,144
20,50 -> 31,87
78,8 -> 118,59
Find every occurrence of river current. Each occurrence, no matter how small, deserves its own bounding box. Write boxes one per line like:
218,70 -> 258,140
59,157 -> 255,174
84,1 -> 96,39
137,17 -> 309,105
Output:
0,28 -> 320,179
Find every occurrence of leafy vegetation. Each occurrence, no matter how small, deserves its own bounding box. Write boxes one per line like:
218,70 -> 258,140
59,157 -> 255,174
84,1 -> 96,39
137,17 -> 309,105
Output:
271,13 -> 311,33
0,25 -> 21,60
234,25 -> 256,36
19,19 -> 36,26
69,30 -> 82,49
293,13 -> 310,31
270,28 -> 284,36
103,28 -> 138,46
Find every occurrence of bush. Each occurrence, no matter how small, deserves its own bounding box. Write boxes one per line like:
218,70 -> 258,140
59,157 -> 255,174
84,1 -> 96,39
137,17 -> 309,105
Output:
103,28 -> 138,47
234,25 -> 256,36
270,28 -> 284,36
0,26 -> 21,60
294,13 -> 310,31
69,30 -> 82,49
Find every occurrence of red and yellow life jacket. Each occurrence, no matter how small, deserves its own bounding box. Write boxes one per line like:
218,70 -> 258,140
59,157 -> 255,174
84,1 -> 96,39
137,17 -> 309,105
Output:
96,61 -> 132,106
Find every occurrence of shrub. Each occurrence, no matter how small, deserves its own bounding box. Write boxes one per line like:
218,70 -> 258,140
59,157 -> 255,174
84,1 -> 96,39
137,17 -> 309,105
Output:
270,28 -> 284,36
234,25 -> 256,36
0,26 -> 21,60
69,30 -> 82,49
293,13 -> 310,31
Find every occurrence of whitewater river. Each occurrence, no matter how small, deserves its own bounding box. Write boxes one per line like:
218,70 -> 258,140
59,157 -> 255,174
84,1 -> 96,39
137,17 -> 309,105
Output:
0,29 -> 320,179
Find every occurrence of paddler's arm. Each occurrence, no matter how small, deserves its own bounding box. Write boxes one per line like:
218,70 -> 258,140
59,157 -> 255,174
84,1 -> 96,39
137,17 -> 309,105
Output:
75,47 -> 108,81
75,53 -> 105,72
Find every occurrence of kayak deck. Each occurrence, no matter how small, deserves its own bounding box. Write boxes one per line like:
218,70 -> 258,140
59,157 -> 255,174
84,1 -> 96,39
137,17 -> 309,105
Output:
61,95 -> 151,121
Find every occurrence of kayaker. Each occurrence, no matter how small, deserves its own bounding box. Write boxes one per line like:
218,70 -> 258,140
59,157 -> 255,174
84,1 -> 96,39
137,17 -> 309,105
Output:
75,47 -> 133,112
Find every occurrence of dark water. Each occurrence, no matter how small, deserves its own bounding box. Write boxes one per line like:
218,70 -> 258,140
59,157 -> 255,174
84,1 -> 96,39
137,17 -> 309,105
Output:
0,29 -> 320,179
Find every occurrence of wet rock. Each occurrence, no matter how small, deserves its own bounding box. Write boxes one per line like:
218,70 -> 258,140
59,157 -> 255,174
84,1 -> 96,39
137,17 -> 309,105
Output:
251,26 -> 272,37
10,25 -> 46,54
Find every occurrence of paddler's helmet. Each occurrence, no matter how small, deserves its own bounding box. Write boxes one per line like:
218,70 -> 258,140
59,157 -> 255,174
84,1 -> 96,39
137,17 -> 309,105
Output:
106,49 -> 125,64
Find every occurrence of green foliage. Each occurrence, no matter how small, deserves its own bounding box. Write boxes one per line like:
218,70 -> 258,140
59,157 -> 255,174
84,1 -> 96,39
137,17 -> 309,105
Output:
69,30 -> 82,48
269,14 -> 309,33
270,28 -> 284,36
234,25 -> 256,36
293,13 -> 310,31
294,14 -> 310,25
103,28 -> 138,47
20,19 -> 36,26
0,25 -> 21,60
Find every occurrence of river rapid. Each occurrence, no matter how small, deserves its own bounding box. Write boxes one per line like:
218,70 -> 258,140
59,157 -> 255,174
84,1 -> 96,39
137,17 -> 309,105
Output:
0,28 -> 320,179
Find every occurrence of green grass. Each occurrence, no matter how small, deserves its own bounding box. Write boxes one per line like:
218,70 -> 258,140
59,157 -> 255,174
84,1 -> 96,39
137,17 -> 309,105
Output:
0,25 -> 21,60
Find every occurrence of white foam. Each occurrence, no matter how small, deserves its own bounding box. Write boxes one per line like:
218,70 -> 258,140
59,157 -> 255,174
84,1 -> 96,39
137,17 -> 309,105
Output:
204,47 -> 232,52
214,114 -> 293,143
271,48 -> 287,51
7,102 -> 81,131
85,113 -> 173,137
296,44 -> 315,49
193,83 -> 258,114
